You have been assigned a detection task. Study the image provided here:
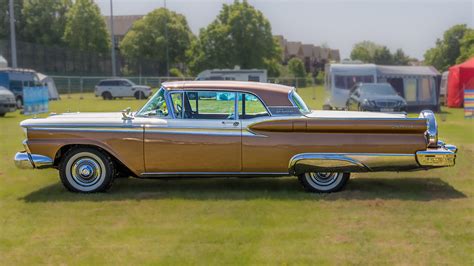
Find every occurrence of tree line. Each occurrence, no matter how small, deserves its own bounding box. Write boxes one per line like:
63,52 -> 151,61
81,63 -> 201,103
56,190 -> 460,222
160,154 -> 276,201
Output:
349,24 -> 473,71
0,0 -> 282,76
1,0 -> 472,76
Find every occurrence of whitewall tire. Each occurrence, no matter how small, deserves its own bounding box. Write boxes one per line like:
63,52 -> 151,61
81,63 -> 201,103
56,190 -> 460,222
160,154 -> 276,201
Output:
298,172 -> 350,193
59,148 -> 115,192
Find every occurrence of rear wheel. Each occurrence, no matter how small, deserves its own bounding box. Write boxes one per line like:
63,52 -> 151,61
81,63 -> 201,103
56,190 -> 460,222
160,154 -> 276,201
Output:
135,91 -> 146,100
102,91 -> 113,100
0,113 -> 5,117
298,172 -> 350,193
59,147 -> 115,193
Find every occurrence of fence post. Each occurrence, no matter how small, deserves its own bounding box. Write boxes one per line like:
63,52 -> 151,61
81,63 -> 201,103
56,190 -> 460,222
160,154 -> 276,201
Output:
295,78 -> 298,92
312,77 -> 316,100
67,77 -> 71,99
80,77 -> 83,100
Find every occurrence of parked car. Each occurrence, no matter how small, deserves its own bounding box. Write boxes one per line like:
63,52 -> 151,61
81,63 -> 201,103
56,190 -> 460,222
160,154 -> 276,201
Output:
94,79 -> 152,100
15,81 -> 457,193
346,83 -> 407,112
0,86 -> 17,117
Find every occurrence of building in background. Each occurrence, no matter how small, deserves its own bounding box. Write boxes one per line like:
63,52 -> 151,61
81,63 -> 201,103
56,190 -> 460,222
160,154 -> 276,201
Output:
274,35 -> 341,76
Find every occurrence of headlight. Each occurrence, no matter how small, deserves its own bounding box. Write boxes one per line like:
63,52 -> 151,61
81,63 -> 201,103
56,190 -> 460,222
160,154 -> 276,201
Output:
22,127 -> 28,138
362,99 -> 375,106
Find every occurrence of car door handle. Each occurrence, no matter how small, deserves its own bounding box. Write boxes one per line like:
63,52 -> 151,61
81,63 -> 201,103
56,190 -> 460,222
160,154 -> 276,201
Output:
222,121 -> 240,126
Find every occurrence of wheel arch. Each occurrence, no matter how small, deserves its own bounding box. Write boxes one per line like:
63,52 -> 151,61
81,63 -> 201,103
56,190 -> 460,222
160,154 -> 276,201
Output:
54,144 -> 138,177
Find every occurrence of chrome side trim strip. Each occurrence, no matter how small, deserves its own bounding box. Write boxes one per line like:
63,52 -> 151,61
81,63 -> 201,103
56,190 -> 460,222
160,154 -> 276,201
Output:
28,127 -> 143,133
288,153 -> 419,175
140,172 -> 289,178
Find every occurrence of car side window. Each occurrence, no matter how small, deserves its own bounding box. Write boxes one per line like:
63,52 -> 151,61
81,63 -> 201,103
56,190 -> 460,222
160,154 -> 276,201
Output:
170,92 -> 184,118
180,90 -> 236,120
238,93 -> 269,119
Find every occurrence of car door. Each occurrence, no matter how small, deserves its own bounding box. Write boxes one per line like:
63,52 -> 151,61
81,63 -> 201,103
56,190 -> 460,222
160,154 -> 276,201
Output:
143,90 -> 242,173
117,80 -> 130,97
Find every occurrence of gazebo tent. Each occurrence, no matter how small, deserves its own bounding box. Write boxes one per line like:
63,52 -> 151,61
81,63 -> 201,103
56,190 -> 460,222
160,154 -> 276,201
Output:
446,58 -> 474,107
376,65 -> 441,112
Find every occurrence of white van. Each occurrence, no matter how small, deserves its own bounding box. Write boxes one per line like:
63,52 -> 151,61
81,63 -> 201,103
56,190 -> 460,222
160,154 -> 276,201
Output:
324,64 -> 377,109
440,71 -> 448,105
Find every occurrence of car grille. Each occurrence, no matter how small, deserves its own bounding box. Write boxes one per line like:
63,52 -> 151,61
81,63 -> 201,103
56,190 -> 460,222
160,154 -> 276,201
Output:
1,103 -> 16,108
376,101 -> 398,108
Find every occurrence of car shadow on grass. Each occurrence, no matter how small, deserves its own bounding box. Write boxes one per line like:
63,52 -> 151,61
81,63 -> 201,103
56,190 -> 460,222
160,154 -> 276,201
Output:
21,176 -> 466,202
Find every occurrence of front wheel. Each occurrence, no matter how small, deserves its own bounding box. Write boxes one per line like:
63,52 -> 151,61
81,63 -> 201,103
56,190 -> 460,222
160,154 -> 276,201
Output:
59,147 -> 115,193
298,172 -> 350,193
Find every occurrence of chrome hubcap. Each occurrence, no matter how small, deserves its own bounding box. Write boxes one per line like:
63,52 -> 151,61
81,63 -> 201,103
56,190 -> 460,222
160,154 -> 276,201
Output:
71,158 -> 102,186
308,172 -> 339,187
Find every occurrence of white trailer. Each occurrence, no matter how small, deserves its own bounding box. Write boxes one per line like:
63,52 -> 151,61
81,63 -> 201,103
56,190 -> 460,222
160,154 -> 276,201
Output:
196,68 -> 267,83
324,63 -> 377,109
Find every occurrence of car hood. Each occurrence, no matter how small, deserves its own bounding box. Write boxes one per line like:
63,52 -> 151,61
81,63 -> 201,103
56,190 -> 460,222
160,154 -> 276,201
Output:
0,89 -> 14,97
362,95 -> 405,102
306,110 -> 406,119
20,112 -> 130,128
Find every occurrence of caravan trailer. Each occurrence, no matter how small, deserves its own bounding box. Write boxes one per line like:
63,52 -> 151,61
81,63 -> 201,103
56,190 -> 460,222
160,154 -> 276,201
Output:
196,68 -> 268,83
325,64 -> 441,112
324,64 -> 377,109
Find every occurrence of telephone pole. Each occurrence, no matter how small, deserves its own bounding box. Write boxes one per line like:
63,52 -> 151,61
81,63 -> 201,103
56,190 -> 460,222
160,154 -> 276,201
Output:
9,0 -> 17,68
109,0 -> 117,76
164,0 -> 169,76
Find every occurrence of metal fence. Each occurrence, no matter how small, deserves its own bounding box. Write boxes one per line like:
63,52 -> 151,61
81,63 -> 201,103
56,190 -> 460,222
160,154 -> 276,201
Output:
50,76 -> 322,96
0,39 -> 169,76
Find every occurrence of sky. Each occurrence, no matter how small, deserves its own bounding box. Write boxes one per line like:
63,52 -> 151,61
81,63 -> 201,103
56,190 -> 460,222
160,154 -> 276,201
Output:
96,0 -> 474,60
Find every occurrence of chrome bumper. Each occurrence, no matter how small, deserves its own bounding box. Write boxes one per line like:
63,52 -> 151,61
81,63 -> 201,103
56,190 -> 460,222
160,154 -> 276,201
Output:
14,140 -> 53,169
416,141 -> 457,167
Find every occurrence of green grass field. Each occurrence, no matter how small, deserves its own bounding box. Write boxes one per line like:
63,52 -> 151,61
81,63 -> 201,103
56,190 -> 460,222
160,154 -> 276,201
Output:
0,86 -> 473,265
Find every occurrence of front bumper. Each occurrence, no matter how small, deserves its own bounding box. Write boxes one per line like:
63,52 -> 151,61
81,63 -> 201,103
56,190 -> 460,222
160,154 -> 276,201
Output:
416,141 -> 457,168
14,140 -> 53,169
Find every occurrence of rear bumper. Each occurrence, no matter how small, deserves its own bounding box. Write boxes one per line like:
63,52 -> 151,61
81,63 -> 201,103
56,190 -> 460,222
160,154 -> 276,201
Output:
14,140 -> 53,169
416,141 -> 457,167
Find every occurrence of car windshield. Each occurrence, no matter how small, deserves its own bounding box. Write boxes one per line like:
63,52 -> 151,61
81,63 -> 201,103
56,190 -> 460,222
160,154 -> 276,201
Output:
127,80 -> 136,86
360,85 -> 397,96
136,88 -> 168,116
291,90 -> 310,114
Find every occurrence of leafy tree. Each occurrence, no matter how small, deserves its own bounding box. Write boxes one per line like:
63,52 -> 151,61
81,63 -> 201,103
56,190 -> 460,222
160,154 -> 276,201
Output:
288,57 -> 306,86
392,48 -> 410,65
169,67 -> 184,77
22,0 -> 71,46
424,24 -> 470,71
187,0 -> 280,75
351,41 -> 410,65
63,0 -> 110,53
373,46 -> 393,65
457,29 -> 474,63
120,8 -> 193,75
350,41 -> 380,62
0,0 -> 25,40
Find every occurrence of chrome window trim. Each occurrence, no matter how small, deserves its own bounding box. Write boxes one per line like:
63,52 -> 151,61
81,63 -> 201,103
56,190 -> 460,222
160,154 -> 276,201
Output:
168,91 -> 185,119
164,88 -> 272,117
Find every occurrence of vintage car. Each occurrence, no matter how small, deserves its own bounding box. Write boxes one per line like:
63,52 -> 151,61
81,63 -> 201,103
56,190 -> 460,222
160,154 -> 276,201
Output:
14,81 -> 457,193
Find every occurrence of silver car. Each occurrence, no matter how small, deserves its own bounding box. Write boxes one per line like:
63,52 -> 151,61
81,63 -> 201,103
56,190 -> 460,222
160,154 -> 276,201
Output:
0,86 -> 16,117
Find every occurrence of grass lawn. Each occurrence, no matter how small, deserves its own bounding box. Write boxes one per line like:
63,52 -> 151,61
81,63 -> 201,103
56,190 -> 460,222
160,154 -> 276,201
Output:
0,86 -> 473,265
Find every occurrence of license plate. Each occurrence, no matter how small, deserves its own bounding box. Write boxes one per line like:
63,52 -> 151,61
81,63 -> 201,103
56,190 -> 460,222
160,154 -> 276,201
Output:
381,108 -> 394,112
